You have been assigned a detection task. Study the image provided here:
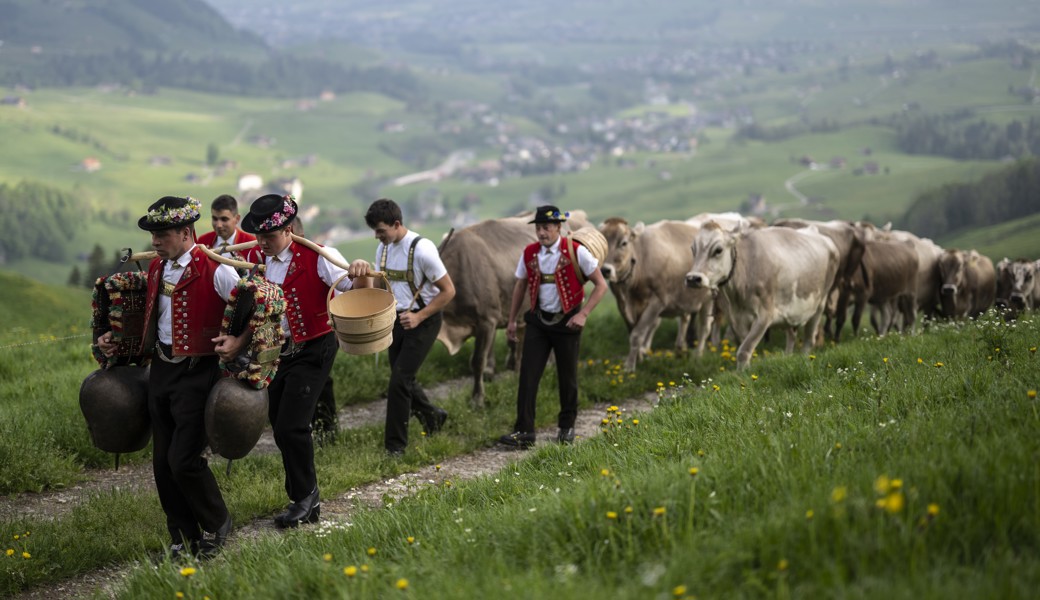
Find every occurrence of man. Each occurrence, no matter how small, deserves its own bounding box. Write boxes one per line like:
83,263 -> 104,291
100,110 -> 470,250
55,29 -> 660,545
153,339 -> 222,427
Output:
499,205 -> 608,448
216,194 -> 363,528
347,198 -> 456,456
197,194 -> 262,263
96,196 -> 237,559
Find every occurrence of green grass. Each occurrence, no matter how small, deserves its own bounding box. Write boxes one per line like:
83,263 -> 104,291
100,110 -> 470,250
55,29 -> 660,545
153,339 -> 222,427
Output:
940,212 -> 1040,260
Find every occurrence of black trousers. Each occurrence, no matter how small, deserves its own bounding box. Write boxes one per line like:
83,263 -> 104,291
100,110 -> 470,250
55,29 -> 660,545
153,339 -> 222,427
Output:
312,376 -> 337,433
149,352 -> 228,543
268,332 -> 336,501
384,311 -> 442,451
514,310 -> 582,434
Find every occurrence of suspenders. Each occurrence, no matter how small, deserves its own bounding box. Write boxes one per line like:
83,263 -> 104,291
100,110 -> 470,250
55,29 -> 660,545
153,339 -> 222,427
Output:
379,236 -> 427,309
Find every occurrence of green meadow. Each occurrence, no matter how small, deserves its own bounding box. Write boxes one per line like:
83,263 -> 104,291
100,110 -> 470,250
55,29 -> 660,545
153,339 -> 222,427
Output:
2,263 -> 1039,596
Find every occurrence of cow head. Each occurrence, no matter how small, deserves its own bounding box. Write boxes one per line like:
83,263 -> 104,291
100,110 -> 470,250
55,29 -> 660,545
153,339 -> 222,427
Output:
685,222 -> 736,291
598,218 -> 642,284
1007,259 -> 1036,310
938,249 -> 967,298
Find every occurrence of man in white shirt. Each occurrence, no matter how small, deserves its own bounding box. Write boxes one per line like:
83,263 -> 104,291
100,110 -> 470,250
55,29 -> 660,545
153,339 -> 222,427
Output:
499,205 -> 608,448
348,198 -> 456,456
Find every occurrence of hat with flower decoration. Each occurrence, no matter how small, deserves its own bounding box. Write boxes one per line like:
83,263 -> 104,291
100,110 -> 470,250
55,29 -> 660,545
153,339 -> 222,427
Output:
138,196 -> 202,231
528,205 -> 570,224
241,194 -> 298,234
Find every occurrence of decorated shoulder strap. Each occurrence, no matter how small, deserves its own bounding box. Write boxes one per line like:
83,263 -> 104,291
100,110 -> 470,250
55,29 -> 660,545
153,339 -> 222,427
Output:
219,273 -> 286,389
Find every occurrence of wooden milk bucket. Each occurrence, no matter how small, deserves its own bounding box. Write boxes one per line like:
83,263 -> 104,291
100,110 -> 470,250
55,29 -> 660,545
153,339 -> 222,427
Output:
327,274 -> 396,355
569,226 -> 609,266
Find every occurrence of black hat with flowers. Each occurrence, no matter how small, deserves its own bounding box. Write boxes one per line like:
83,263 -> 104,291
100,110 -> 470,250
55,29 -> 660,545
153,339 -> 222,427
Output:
241,194 -> 298,234
529,204 -> 570,224
138,196 -> 202,231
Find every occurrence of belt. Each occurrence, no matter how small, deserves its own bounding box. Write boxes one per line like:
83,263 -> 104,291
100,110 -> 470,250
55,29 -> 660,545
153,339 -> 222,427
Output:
397,308 -> 421,315
280,337 -> 308,357
155,341 -> 199,368
537,309 -> 565,325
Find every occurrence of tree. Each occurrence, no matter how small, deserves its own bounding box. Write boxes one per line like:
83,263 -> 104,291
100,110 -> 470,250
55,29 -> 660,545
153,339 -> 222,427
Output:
67,265 -> 82,287
206,142 -> 219,167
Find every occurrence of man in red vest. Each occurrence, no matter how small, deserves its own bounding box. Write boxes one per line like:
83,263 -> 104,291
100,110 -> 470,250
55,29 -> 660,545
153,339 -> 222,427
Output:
499,205 -> 608,448
197,194 -> 262,264
96,195 -> 237,559
217,194 -> 366,528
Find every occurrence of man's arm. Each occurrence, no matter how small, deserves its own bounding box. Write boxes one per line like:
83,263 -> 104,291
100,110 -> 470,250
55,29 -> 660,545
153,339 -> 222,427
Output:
506,277 -> 528,342
566,267 -> 608,330
398,273 -> 455,329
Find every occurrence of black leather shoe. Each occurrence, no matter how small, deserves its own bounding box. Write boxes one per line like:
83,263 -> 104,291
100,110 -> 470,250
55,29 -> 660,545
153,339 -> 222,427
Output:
418,407 -> 448,435
274,488 -> 321,529
169,539 -> 200,560
498,431 -> 536,448
557,427 -> 576,444
198,514 -> 233,558
385,447 -> 405,457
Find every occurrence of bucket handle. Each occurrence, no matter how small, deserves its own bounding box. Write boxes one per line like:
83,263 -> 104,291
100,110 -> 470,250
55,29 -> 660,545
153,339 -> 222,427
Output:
326,271 -> 391,327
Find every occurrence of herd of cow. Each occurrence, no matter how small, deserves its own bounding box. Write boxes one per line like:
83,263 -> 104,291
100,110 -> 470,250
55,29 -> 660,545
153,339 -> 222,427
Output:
433,210 -> 1036,405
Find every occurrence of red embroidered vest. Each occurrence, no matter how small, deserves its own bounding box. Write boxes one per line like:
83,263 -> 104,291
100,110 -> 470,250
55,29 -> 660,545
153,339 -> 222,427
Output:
276,242 -> 333,343
142,246 -> 226,356
524,237 -> 586,314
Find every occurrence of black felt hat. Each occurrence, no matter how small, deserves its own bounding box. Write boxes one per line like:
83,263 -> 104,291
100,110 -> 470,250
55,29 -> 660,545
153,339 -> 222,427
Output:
528,205 -> 569,224
137,196 -> 202,231
241,194 -> 298,234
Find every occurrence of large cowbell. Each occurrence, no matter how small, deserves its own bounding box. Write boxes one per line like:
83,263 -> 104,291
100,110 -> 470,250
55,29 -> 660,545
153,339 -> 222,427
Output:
79,366 -> 151,454
205,378 -> 268,460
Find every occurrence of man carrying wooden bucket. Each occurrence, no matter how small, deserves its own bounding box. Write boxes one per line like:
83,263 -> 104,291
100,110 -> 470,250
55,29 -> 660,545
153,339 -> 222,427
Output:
348,198 -> 456,456
217,194 -> 365,528
96,195 -> 239,559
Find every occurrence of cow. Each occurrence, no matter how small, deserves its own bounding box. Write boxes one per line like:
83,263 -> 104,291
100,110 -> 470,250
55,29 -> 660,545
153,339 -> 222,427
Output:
684,224 -> 839,369
937,249 -> 997,319
437,210 -> 589,407
847,238 -> 919,336
773,219 -> 866,342
858,223 -> 944,328
686,211 -> 764,231
599,218 -> 712,371
995,257 -> 1036,316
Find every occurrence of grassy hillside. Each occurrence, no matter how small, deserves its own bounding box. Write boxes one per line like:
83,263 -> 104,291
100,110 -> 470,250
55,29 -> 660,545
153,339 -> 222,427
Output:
0,271 -> 91,344
940,212 -> 1040,261
0,0 -> 265,59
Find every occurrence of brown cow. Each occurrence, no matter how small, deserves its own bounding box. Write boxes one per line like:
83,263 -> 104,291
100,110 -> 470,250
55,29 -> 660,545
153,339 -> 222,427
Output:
438,210 -> 589,407
995,257 -> 1037,316
685,224 -> 839,369
847,238 -> 919,335
773,219 -> 866,342
937,249 -> 997,318
859,223 -> 944,327
599,218 -> 712,371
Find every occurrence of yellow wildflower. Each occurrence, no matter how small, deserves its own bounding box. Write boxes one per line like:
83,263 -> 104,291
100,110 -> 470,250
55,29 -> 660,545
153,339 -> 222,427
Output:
606,511 -> 618,520
367,547 -> 377,556
324,553 -> 333,562
361,564 -> 370,573
624,506 -> 634,514
834,442 -> 842,450
697,449 -> 705,457
917,357 -> 924,364
632,419 -> 639,425
805,509 -> 814,520
890,478 -> 903,490
809,354 -> 816,361
435,464 -> 441,471
396,578 -> 409,590
179,567 -> 196,577
344,566 -> 358,577
688,467 -> 699,477
673,585 -> 688,597
600,468 -> 611,477
21,551 -> 30,559
751,374 -> 758,381
831,486 -> 847,503
874,475 -> 891,495
778,558 -> 789,571
927,503 -> 940,517
5,549 -> 12,557
883,357 -> 889,363
934,362 -> 944,368
1029,390 -> 1037,399
176,593 -> 184,599
653,506 -> 667,517
406,536 -> 415,545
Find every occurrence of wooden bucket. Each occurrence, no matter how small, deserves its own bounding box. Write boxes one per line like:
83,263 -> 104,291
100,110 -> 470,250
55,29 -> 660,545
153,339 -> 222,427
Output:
570,226 -> 608,264
327,274 -> 396,355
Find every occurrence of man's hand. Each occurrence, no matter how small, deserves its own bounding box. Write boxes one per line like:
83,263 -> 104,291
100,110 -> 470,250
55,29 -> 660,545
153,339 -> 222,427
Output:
96,332 -> 118,357
506,320 -> 518,343
347,259 -> 373,280
212,333 -> 249,363
566,312 -> 588,330
399,311 -> 424,330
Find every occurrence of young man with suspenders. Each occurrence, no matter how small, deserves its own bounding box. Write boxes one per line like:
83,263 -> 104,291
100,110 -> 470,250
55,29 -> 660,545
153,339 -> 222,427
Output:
348,198 -> 456,456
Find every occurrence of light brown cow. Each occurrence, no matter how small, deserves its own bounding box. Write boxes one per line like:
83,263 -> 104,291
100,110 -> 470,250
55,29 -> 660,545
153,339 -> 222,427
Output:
847,238 -> 919,335
937,249 -> 997,318
685,224 -> 839,369
860,223 -> 944,327
995,257 -> 1036,315
437,211 -> 589,407
599,218 -> 712,371
773,219 -> 866,342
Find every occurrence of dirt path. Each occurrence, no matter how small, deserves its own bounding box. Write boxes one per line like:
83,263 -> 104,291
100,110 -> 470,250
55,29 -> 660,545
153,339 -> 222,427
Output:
13,390 -> 657,599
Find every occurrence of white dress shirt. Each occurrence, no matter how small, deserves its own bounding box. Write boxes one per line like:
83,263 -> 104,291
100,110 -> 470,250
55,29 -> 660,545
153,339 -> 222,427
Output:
264,242 -> 353,338
514,238 -> 599,313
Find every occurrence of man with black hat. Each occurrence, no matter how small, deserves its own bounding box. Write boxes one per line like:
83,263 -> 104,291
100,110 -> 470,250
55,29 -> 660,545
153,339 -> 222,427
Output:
347,198 -> 455,456
498,205 -> 608,448
96,195 -> 238,558
216,193 -> 363,528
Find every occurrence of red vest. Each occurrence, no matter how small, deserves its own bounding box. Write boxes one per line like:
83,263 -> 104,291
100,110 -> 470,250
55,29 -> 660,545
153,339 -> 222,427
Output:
142,246 -> 227,356
198,229 -> 262,264
273,242 -> 333,343
524,237 -> 586,314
